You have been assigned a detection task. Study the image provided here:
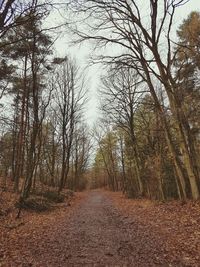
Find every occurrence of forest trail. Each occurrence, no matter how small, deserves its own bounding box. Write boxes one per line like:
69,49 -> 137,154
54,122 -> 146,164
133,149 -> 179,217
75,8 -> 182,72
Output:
52,190 -> 167,267
1,190 -> 199,267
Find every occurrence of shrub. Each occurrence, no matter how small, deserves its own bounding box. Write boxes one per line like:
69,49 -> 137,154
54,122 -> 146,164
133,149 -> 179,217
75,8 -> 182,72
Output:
42,191 -> 65,203
15,197 -> 50,212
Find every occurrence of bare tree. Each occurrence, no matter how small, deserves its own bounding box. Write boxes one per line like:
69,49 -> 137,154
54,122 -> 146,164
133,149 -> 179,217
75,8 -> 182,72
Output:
100,66 -> 147,196
70,123 -> 92,191
71,0 -> 199,199
52,56 -> 87,193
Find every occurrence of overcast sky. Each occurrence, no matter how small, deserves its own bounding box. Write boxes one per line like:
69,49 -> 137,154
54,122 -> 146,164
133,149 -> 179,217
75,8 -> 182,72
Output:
51,0 -> 200,127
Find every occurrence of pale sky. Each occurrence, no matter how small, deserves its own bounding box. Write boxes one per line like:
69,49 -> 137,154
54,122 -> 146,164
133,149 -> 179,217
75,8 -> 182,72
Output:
51,0 -> 200,126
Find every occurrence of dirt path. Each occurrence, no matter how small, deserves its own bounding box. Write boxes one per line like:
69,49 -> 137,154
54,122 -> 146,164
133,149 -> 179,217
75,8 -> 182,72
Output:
12,191 -> 168,266
2,190 -> 198,266
53,191 -> 143,266
50,190 -> 168,267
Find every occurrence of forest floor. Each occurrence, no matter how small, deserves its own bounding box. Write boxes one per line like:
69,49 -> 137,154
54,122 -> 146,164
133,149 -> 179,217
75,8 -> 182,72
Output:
0,189 -> 200,267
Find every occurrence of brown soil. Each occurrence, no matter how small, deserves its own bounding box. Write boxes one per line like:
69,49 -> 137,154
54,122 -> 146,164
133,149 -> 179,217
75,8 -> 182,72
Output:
1,190 -> 200,266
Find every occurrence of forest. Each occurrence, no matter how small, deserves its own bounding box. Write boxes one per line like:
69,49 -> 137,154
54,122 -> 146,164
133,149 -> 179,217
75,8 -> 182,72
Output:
0,1 -> 200,266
